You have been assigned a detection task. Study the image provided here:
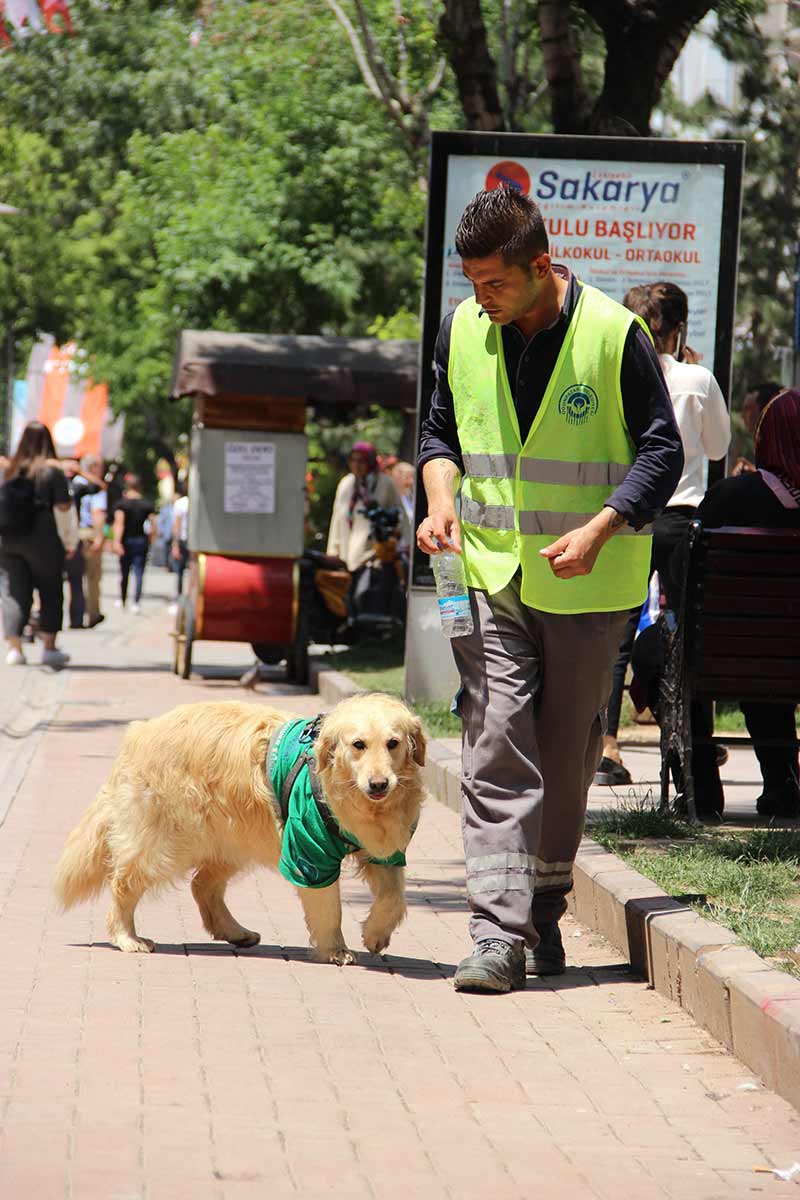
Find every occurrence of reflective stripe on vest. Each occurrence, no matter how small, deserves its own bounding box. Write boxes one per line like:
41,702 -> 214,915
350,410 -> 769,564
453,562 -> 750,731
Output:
449,285 -> 653,614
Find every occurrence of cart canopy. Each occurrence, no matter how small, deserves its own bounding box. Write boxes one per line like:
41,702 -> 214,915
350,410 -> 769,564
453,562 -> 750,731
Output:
171,330 -> 418,410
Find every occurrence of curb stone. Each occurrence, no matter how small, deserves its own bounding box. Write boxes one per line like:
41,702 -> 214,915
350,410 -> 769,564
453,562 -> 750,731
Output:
314,664 -> 800,1112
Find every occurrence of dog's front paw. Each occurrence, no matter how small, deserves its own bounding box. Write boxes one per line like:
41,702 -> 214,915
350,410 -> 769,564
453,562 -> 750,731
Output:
312,946 -> 356,966
115,935 -> 155,953
362,923 -> 393,955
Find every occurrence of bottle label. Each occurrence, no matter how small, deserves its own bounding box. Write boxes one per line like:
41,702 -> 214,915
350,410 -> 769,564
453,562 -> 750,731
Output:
438,594 -> 470,622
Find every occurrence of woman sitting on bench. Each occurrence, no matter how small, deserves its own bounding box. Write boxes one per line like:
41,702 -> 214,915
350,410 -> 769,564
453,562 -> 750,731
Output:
690,388 -> 800,819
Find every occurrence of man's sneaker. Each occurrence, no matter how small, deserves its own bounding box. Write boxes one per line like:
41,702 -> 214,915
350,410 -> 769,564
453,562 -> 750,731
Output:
41,648 -> 71,670
131,603 -> 141,614
453,938 -> 525,994
593,756 -> 632,787
5,648 -> 26,666
525,921 -> 566,976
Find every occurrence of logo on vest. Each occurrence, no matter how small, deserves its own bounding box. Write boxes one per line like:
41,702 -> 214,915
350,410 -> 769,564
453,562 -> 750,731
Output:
558,384 -> 599,426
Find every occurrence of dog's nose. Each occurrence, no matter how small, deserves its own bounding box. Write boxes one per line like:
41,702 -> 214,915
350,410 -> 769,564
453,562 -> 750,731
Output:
368,778 -> 389,795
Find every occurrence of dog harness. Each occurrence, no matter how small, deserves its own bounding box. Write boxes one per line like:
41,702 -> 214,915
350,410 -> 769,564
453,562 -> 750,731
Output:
267,716 -> 407,889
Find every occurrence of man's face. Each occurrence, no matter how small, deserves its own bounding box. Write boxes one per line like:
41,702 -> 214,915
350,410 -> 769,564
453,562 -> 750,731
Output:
348,451 -> 370,480
742,391 -> 761,436
461,251 -> 549,326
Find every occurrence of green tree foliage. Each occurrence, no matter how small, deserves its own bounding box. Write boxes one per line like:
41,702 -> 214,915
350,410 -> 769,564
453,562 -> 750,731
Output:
711,2 -> 800,396
0,0 -> 433,467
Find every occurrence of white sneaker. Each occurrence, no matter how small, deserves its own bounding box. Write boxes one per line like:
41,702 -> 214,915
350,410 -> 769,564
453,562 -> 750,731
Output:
131,603 -> 141,614
41,648 -> 71,669
5,648 -> 26,666
115,599 -> 124,609
167,602 -> 178,615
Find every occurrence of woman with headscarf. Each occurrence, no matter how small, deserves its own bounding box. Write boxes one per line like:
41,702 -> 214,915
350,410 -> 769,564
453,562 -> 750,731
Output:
326,442 -> 405,572
0,421 -> 78,668
687,388 -> 800,818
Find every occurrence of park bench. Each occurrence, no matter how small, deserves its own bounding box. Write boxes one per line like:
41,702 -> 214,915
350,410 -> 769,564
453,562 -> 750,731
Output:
658,521 -> 800,822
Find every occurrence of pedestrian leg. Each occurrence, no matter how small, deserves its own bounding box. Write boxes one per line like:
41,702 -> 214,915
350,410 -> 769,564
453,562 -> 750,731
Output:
451,576 -> 545,950
64,540 -> 86,628
531,609 -> 631,927
119,547 -> 132,606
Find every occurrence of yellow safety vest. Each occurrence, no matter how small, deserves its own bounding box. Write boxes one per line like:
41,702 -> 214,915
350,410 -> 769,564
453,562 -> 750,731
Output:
449,284 -> 653,614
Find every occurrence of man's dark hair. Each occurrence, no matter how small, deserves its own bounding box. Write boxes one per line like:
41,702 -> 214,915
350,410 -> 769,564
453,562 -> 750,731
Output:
455,188 -> 548,269
748,381 -> 784,413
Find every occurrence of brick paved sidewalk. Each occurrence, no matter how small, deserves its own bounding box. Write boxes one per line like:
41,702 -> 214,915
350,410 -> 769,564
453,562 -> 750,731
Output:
1,566 -> 799,1198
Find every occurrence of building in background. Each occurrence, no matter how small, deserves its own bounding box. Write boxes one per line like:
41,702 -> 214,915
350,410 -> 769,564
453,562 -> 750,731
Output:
14,336 -> 123,460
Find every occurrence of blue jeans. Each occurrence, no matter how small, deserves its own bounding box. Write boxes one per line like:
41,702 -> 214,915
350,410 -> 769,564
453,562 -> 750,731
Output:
120,536 -> 148,604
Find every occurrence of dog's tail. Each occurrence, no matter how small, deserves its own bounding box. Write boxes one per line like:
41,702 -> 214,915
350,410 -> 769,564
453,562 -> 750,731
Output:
53,790 -> 112,909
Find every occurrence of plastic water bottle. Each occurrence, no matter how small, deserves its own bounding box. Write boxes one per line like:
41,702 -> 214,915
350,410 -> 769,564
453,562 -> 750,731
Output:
432,550 -> 473,638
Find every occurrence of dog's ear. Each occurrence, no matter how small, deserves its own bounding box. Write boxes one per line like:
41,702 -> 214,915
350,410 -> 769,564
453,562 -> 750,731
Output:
407,714 -> 426,767
314,719 -> 339,769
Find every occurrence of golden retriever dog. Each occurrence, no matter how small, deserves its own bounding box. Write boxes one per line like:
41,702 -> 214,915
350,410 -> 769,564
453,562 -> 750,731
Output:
54,694 -> 425,963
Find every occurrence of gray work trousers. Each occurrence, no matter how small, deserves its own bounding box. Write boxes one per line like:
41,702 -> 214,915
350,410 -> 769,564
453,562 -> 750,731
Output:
451,574 -> 629,949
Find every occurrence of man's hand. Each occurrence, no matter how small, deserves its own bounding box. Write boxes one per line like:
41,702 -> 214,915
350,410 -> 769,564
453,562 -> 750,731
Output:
418,458 -> 463,555
539,507 -> 626,579
416,505 -> 461,555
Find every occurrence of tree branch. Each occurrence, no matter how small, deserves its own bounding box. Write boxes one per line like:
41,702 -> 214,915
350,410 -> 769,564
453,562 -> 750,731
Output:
536,0 -> 592,132
324,0 -> 384,101
438,0 -> 506,131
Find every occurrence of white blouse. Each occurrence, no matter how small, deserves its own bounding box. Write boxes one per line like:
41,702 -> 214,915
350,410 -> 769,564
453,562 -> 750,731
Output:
659,354 -> 731,508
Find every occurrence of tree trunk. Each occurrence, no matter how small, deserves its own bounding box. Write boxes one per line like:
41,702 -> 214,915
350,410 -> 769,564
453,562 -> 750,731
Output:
537,0 -> 592,133
438,0 -> 506,131
577,0 -> 715,135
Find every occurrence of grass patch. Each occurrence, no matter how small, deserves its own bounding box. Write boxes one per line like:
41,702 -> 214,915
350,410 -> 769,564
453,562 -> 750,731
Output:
318,638 -> 461,737
592,803 -> 800,978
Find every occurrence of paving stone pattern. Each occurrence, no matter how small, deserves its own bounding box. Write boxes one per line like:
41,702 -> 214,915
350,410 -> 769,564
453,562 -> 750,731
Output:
0,564 -> 799,1198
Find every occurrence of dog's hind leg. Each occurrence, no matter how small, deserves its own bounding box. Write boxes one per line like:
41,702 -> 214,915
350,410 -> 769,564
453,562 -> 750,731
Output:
298,883 -> 355,965
191,864 -> 260,948
106,867 -> 155,953
361,864 -> 406,955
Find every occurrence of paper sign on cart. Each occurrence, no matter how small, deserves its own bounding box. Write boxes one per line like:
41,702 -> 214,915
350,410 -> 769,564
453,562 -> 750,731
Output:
223,441 -> 276,514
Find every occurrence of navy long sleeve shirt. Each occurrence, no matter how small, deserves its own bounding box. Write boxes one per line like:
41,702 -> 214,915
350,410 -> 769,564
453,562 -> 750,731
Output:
418,268 -> 684,529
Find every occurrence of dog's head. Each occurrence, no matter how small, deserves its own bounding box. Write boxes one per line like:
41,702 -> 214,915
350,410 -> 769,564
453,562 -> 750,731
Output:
315,693 -> 426,804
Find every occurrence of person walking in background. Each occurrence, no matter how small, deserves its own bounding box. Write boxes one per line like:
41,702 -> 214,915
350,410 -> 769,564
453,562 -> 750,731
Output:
596,282 -> 731,788
169,480 -> 189,615
76,454 -> 108,629
417,188 -> 683,994
62,455 -> 106,629
112,475 -> 155,613
0,421 -> 78,668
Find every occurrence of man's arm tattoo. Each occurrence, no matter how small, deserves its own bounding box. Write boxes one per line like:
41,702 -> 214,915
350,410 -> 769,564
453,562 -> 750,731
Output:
608,509 -> 627,531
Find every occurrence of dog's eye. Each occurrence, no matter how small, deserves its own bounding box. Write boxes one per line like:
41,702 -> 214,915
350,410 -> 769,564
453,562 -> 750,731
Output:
352,740 -> 366,751
386,738 -> 399,750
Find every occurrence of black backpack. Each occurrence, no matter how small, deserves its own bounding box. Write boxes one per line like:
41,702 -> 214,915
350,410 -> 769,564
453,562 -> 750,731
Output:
0,474 -> 37,536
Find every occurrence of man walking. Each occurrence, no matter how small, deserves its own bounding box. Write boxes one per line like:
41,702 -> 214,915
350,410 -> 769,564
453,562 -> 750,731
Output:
417,188 -> 683,993
76,455 -> 107,628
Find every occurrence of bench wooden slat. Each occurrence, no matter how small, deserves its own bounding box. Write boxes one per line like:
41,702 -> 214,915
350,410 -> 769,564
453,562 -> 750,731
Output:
702,633 -> 800,657
696,656 -> 800,679
705,551 -> 800,576
694,676 -> 799,700
703,575 -> 800,599
702,595 -> 800,617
